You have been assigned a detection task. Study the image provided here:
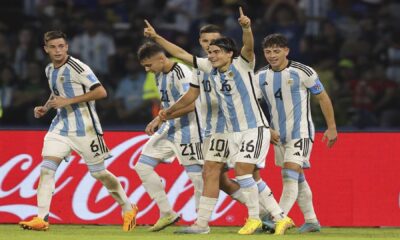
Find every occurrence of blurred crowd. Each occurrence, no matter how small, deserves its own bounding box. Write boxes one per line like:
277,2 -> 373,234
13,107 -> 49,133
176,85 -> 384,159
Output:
0,0 -> 399,130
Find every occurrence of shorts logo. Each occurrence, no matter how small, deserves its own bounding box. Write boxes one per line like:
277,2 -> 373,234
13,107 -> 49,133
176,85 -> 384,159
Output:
213,153 -> 221,157
189,156 -> 196,161
293,152 -> 301,156
244,154 -> 251,159
93,152 -> 100,158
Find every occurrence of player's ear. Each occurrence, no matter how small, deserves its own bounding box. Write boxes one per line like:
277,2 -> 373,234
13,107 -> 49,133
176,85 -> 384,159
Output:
43,45 -> 49,54
285,47 -> 290,57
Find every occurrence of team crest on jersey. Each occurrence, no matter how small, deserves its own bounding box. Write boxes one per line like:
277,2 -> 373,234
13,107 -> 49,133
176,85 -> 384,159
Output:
287,78 -> 294,85
227,71 -> 234,78
60,76 -> 65,82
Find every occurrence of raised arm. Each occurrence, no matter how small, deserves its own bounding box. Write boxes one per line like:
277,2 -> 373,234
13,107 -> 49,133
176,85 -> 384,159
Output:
314,90 -> 338,148
238,7 -> 254,62
144,20 -> 194,65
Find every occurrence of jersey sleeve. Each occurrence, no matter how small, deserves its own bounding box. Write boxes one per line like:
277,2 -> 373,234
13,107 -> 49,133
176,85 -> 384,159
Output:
193,56 -> 212,73
190,68 -> 201,88
303,67 -> 325,95
176,64 -> 192,94
77,66 -> 101,89
236,54 -> 255,71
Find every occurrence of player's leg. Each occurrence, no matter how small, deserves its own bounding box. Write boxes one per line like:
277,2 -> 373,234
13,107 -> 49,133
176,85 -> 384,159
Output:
19,132 -> 69,231
134,135 -> 178,231
175,134 -> 228,234
297,171 -> 320,232
76,134 -> 137,232
296,139 -> 320,233
252,170 -> 285,222
176,141 -> 204,210
232,128 -> 263,235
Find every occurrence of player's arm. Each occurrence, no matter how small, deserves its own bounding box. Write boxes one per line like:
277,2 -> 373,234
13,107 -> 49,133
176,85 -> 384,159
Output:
314,90 -> 338,148
144,20 -> 194,65
48,84 -> 107,109
238,7 -> 254,62
34,94 -> 54,118
159,86 -> 200,121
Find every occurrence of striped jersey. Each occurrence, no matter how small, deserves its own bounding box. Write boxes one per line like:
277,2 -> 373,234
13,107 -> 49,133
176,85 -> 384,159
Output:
255,60 -> 325,143
193,56 -> 268,133
45,56 -> 103,136
156,62 -> 202,144
190,68 -> 227,137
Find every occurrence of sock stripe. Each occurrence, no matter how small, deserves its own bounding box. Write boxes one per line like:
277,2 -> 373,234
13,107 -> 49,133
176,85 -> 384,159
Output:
42,159 -> 59,171
257,180 -> 267,193
184,164 -> 202,173
237,177 -> 256,188
282,169 -> 300,181
138,155 -> 159,167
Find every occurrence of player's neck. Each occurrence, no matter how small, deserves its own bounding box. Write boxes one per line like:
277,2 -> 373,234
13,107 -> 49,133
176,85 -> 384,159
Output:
162,60 -> 175,73
53,55 -> 69,68
272,59 -> 289,71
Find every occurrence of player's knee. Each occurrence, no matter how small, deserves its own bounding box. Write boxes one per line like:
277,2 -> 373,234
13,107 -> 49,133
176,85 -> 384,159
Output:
134,162 -> 154,179
88,163 -> 108,180
40,159 -> 59,176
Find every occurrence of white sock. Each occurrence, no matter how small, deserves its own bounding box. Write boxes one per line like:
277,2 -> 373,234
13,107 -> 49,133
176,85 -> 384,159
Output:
231,188 -> 246,204
257,179 -> 285,221
297,174 -> 318,223
37,160 -> 59,219
135,161 -> 173,216
195,196 -> 218,228
89,167 -> 132,214
279,169 -> 299,215
237,174 -> 259,220
186,171 -> 203,210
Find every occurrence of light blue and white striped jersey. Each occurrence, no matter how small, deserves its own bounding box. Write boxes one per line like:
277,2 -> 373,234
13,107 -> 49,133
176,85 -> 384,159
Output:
45,56 -> 103,136
156,62 -> 202,144
255,61 -> 325,143
194,56 -> 268,133
190,67 -> 227,137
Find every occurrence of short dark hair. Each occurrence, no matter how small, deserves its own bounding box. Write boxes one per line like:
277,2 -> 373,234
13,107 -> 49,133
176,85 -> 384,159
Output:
262,33 -> 288,49
209,37 -> 238,58
44,31 -> 67,45
199,24 -> 222,35
137,41 -> 164,61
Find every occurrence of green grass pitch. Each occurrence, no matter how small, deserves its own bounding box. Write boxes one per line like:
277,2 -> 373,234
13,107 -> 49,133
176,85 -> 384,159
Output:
2,225 -> 400,240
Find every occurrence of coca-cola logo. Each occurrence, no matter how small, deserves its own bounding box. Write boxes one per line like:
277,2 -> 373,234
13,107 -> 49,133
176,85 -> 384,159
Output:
0,132 -> 241,224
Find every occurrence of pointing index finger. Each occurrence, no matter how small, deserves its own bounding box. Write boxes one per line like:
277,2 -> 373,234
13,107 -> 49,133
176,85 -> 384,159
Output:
144,19 -> 152,28
239,6 -> 244,16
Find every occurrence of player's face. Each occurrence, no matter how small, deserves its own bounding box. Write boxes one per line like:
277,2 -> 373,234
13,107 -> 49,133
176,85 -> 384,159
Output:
263,46 -> 289,71
44,38 -> 68,64
199,32 -> 221,53
140,53 -> 164,73
207,45 -> 232,70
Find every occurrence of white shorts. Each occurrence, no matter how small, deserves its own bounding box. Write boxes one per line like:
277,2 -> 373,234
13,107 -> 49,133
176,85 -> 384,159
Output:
229,127 -> 270,169
274,138 -> 313,168
141,131 -> 203,166
42,131 -> 110,165
203,133 -> 232,165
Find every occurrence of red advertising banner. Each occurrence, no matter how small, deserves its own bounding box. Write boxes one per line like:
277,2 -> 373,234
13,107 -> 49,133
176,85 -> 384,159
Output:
0,130 -> 399,226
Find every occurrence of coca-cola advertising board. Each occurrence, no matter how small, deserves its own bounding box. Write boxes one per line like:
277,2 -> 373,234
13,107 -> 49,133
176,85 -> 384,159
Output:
0,130 -> 399,226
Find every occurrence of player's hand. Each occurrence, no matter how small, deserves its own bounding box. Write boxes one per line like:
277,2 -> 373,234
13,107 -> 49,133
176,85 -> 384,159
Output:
48,96 -> 71,109
270,128 -> 280,145
145,116 -> 163,136
144,19 -> 158,39
322,128 -> 337,148
33,106 -> 48,118
158,109 -> 170,122
238,7 -> 251,29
